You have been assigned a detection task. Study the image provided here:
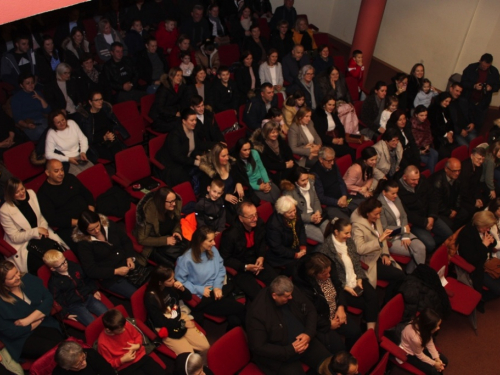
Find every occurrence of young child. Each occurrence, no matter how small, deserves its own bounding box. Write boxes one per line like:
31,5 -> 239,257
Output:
347,50 -> 365,92
414,78 -> 438,108
125,19 -> 148,56
212,66 -> 239,113
43,250 -> 108,326
261,107 -> 287,136
98,309 -> 164,374
179,52 -> 194,80
379,96 -> 399,131
155,18 -> 178,56
195,178 -> 226,236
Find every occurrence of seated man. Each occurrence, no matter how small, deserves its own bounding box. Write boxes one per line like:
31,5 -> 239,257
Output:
282,44 -> 308,84
244,83 -> 278,131
137,36 -> 168,95
219,202 -> 277,300
458,146 -> 487,217
373,128 -> 404,187
398,165 -> 453,253
179,4 -> 211,49
210,66 -> 239,114
311,147 -> 357,220
0,34 -> 36,86
190,95 -> 224,145
247,276 -> 332,375
448,82 -> 477,146
103,42 -> 145,103
430,157 -> 470,231
270,0 -> 298,32
38,159 -> 95,249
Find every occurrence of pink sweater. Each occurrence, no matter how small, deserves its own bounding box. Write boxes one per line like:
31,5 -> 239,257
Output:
399,324 -> 439,366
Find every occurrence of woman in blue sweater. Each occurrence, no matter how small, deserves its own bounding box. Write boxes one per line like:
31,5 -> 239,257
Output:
175,226 -> 245,331
0,260 -> 63,362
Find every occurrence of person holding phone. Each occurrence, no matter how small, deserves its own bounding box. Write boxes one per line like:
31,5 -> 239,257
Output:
377,180 -> 426,274
319,218 -> 378,332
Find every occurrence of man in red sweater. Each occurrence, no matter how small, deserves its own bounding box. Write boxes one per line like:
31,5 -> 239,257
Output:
347,50 -> 365,94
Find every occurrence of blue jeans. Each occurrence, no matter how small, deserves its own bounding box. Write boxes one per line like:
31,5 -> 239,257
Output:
23,119 -> 48,142
455,129 -> 478,146
420,148 -> 439,173
106,278 -> 137,298
146,84 -> 160,94
483,273 -> 500,301
67,295 -> 109,326
411,218 -> 453,253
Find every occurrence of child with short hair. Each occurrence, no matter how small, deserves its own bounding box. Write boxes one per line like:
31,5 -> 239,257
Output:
347,50 -> 365,91
43,250 -> 108,326
379,96 -> 399,131
98,309 -> 164,374
414,78 -> 438,108
155,18 -> 179,56
195,178 -> 226,236
179,52 -> 194,80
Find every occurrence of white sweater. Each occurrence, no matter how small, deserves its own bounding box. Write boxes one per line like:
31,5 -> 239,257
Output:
45,119 -> 89,162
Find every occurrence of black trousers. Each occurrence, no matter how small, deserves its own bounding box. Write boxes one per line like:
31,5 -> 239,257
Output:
232,262 -> 278,300
406,351 -> 448,375
344,278 -> 379,323
377,258 -> 406,303
21,326 -> 64,359
316,318 -> 361,354
119,355 -> 165,375
197,295 -> 246,331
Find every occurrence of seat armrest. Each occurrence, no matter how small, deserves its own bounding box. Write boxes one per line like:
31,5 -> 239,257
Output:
150,159 -> 165,171
225,267 -> 238,276
380,337 -> 408,362
451,254 -> 475,273
111,174 -> 130,188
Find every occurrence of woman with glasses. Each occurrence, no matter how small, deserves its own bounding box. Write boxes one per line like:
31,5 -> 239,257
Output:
387,73 -> 409,112
53,341 -> 115,375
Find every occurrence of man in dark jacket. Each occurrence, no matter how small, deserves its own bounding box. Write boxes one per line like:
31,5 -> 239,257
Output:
219,202 -> 277,300
458,147 -> 487,217
269,0 -> 297,32
461,53 -> 500,131
398,165 -> 452,253
448,82 -> 477,146
282,45 -> 308,84
244,83 -> 278,131
246,275 -> 331,375
137,36 -> 168,94
430,157 -> 469,231
179,4 -> 211,49
1,35 -> 36,87
190,95 -> 224,144
211,66 -> 239,113
103,42 -> 145,103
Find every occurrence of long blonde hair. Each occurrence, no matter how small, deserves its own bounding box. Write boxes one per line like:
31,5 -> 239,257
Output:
209,143 -> 230,176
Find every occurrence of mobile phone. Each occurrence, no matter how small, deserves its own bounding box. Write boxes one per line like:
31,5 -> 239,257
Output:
353,286 -> 363,296
78,159 -> 88,165
391,227 -> 402,236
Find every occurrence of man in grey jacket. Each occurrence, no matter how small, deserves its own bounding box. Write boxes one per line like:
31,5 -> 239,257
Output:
1,35 -> 36,86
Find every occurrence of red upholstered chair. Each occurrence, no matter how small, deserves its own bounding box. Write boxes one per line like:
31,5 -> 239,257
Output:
24,173 -> 47,193
218,44 -> 240,66
451,145 -> 469,162
256,201 -> 273,223
336,154 -> 352,177
3,142 -> 44,181
238,105 -> 247,127
258,18 -> 270,39
140,94 -> 162,137
350,329 -> 389,375
112,101 -> 146,146
333,56 -> 347,74
345,76 -> 360,102
429,245 -> 482,333
469,135 -> 485,154
148,133 -> 167,171
215,110 -> 246,149
0,225 -> 17,258
207,327 -> 264,375
84,305 -> 166,369
421,169 -> 431,178
353,101 -> 364,123
29,337 -> 89,375
312,33 -> 330,48
434,157 -> 448,173
172,181 -> 197,209
355,140 -> 374,159
112,146 -> 166,200
124,204 -> 143,254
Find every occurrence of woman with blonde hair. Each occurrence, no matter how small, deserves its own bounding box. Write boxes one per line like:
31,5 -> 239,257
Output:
288,106 -> 322,167
94,18 -> 127,61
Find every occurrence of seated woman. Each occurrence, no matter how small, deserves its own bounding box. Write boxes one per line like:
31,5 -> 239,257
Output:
312,95 -> 356,160
387,73 -> 409,112
456,211 -> 500,305
230,6 -> 253,44
35,35 -> 63,84
259,49 -> 285,97
169,34 -> 196,70
81,91 -> 127,163
360,81 -> 387,140
287,65 -> 320,110
242,24 -> 269,68
73,210 -> 137,299
350,197 -> 405,299
45,110 -> 93,176
199,143 -> 259,221
282,90 -> 306,132
343,146 -> 377,200
483,141 -> 500,200
313,45 -> 334,76
250,121 -> 295,186
61,27 -> 90,70
376,180 -> 426,274
386,110 -> 421,173
265,196 -> 308,275
294,253 -> 361,353
94,18 -> 127,62
319,218 -> 378,331
175,226 -> 246,330
288,106 -> 322,168
75,53 -> 110,104
235,51 -> 260,105
187,66 -> 212,106
149,68 -> 189,133
399,308 -> 448,375
11,73 -> 51,142
428,92 -> 456,159
0,177 -> 67,274
281,167 -> 328,243
316,66 -> 351,104
269,20 -> 294,63
233,138 -> 280,204
53,341 -> 115,375
372,128 -> 404,189
135,187 -> 187,268
410,105 -> 439,173
194,40 -> 220,76
144,266 -> 210,356
407,63 -> 426,111
292,17 -> 317,53
0,260 -> 64,364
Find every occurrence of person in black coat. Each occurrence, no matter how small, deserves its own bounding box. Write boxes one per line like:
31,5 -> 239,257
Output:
190,95 -> 224,144
219,202 -> 277,300
269,0 -> 297,31
428,92 -> 457,159
235,51 -> 261,106
312,96 -> 355,160
386,73 -> 409,112
282,45 -> 308,84
269,20 -> 294,63
43,64 -> 83,114
457,148 -> 487,216
179,4 -> 211,49
294,253 -> 361,352
74,54 -> 111,104
187,66 -> 213,108
359,81 -> 387,139
35,35 -> 63,84
137,36 -> 169,93
286,65 -> 321,110
124,21 -> 150,58
243,83 -> 278,131
53,8 -> 85,48
210,66 -> 239,113
386,109 -> 421,172
149,68 -> 190,133
242,24 -> 269,68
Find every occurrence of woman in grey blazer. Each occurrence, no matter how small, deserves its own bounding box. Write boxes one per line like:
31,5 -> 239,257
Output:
288,106 -> 322,167
377,179 -> 426,273
259,49 -> 286,96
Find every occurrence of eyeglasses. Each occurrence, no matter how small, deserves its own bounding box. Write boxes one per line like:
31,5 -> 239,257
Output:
165,199 -> 176,204
322,158 -> 335,164
240,213 -> 258,220
54,259 -> 68,270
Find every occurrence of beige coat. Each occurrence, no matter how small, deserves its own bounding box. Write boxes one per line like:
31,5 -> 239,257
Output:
282,103 -> 297,129
350,208 -> 400,288
372,140 -> 403,189
287,121 -> 322,167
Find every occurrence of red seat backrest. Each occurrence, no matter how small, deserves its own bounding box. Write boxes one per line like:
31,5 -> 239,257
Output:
125,204 -> 143,253
434,158 -> 448,173
429,245 -> 449,276
350,329 -> 379,375
450,145 -> 468,162
140,94 -> 156,123
112,101 -> 145,146
336,154 -> 352,177
356,140 -> 374,160
207,327 -> 251,375
218,44 -> 240,67
377,294 -> 404,340
469,135 -> 485,154
256,201 -> 273,223
115,146 -> 151,185
172,181 -> 196,207
131,283 -> 148,322
77,164 -> 113,201
24,173 -> 47,193
148,133 -> 167,162
3,142 -> 44,181
258,18 -> 270,39
214,110 -> 238,132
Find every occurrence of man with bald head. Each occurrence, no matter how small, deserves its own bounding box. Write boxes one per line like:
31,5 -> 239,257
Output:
282,44 -> 308,84
38,159 -> 95,248
398,165 -> 453,253
430,157 -> 470,230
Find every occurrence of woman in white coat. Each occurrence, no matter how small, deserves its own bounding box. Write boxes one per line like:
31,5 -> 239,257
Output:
259,49 -> 286,97
0,177 -> 67,274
